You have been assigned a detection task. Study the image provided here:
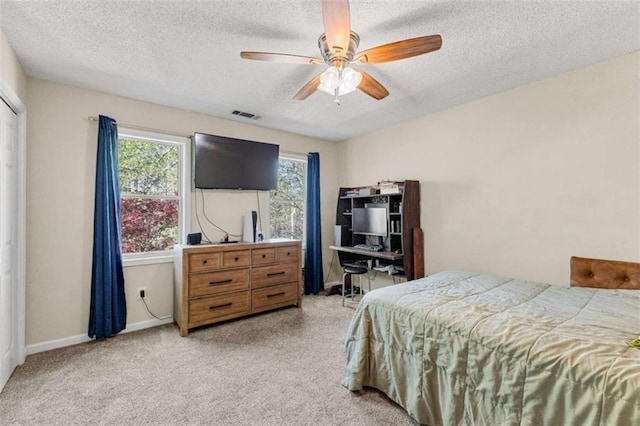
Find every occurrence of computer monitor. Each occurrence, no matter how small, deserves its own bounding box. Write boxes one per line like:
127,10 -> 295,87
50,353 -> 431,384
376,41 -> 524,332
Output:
352,207 -> 387,237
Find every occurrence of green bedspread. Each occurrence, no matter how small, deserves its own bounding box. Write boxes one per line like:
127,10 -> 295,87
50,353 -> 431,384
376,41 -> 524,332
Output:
342,270 -> 640,425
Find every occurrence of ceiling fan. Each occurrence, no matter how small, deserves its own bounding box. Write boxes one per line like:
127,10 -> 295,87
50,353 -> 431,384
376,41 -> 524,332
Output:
240,0 -> 442,104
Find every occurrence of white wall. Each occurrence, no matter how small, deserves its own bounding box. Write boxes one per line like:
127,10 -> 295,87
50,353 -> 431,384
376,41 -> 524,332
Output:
338,52 -> 640,286
25,79 -> 338,346
0,30 -> 27,102
22,50 -> 640,348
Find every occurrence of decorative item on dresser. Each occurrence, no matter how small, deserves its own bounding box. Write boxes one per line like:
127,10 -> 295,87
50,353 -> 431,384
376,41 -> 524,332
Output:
174,239 -> 302,336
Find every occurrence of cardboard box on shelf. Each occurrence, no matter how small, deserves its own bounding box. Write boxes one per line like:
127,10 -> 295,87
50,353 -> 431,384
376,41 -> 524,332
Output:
377,180 -> 404,194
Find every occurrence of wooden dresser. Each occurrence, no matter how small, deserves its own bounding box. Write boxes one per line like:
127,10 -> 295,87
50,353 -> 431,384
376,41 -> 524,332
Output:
174,239 -> 302,336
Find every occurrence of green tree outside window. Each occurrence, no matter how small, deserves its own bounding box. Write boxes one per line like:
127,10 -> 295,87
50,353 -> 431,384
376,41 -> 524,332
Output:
118,138 -> 180,254
270,157 -> 306,241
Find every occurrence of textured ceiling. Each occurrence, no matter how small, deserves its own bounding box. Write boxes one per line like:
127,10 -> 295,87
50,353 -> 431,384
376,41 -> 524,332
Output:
1,0 -> 638,141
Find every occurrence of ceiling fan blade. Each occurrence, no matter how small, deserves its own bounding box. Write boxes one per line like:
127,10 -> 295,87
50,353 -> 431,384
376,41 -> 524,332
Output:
354,68 -> 389,100
355,35 -> 442,65
322,0 -> 351,54
293,73 -> 323,100
240,52 -> 325,65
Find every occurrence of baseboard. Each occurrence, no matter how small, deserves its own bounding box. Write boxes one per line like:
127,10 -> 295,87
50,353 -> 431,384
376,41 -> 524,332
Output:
25,316 -> 174,356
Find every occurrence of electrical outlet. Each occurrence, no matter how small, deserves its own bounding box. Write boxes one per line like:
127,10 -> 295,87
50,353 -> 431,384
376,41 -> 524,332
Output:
137,287 -> 147,301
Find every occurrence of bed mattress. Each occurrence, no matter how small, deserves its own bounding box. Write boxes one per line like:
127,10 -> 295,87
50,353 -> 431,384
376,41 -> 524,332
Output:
342,270 -> 640,425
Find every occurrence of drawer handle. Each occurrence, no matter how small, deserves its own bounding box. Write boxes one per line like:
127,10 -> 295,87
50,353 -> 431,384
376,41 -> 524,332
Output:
267,292 -> 286,298
262,254 -> 266,258
267,271 -> 286,277
203,260 -> 208,264
209,279 -> 233,285
209,303 -> 232,310
234,257 -> 239,261
286,252 -> 290,256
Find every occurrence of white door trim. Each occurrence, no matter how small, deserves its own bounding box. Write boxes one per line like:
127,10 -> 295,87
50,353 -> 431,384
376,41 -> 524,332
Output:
0,79 -> 27,375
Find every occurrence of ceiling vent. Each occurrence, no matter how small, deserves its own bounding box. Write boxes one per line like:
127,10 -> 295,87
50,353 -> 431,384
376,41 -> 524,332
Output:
232,110 -> 261,120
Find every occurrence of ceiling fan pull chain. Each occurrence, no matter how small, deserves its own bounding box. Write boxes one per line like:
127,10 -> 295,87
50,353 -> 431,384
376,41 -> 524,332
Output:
334,68 -> 343,105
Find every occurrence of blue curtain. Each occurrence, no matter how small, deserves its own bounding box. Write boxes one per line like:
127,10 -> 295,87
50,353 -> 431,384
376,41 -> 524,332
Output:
304,152 -> 323,295
88,115 -> 127,339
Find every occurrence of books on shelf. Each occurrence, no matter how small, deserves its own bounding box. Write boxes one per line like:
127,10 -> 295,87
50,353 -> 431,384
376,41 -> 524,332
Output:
345,187 -> 377,197
343,182 -> 407,197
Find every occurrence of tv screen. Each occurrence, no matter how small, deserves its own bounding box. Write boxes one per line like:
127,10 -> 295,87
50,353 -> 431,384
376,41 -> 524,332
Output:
193,132 -> 279,190
352,207 -> 387,237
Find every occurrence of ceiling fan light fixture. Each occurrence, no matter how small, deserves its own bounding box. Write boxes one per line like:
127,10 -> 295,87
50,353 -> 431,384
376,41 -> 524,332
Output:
320,66 -> 340,90
317,83 -> 351,96
341,67 -> 362,91
317,66 -> 362,98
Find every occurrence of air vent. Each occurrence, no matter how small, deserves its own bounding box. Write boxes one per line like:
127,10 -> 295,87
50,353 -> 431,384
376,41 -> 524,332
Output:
232,110 -> 262,120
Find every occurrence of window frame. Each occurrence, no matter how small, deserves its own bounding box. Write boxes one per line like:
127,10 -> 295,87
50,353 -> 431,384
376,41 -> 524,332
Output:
118,128 -> 191,267
269,152 -> 307,244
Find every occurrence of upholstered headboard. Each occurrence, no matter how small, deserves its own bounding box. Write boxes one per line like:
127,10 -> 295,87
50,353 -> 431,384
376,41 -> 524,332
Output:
570,256 -> 640,290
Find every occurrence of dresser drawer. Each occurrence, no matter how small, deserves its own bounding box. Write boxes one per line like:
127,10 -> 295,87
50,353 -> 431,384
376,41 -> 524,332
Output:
252,248 -> 276,265
175,241 -> 301,337
252,262 -> 299,289
276,246 -> 298,263
189,252 -> 222,272
189,291 -> 250,325
222,250 -> 250,268
252,282 -> 299,311
189,269 -> 249,298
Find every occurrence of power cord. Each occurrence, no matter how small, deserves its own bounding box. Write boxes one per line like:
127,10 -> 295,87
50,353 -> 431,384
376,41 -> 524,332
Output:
256,190 -> 263,235
324,250 -> 336,284
141,294 -> 163,320
199,189 -> 241,238
194,190 -> 213,243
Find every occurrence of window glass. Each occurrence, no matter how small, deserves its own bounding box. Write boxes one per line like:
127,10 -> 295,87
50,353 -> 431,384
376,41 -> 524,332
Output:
118,135 -> 183,255
120,198 -> 179,253
270,156 -> 306,241
119,139 -> 178,196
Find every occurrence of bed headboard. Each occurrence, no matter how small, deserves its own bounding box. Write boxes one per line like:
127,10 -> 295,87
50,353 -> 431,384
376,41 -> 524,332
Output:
570,256 -> 640,290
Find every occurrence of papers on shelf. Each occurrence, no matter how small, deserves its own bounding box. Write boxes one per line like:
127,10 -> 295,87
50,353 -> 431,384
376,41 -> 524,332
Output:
345,187 -> 377,196
377,180 -> 404,195
373,264 -> 400,275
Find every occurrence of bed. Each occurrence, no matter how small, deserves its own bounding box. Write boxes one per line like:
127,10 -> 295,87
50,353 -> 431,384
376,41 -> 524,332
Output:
342,257 -> 640,425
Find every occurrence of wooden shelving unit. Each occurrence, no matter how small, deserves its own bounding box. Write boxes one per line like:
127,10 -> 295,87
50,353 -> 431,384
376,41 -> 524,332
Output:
334,180 -> 423,281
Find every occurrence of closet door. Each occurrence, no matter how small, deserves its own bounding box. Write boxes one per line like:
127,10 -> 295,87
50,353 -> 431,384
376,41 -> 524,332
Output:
0,98 -> 18,392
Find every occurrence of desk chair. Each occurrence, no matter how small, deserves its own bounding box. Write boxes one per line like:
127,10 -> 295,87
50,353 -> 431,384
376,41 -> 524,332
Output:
342,264 -> 371,307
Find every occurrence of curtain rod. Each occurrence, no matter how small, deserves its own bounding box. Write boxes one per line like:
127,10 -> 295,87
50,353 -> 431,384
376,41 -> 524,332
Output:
87,116 -> 191,139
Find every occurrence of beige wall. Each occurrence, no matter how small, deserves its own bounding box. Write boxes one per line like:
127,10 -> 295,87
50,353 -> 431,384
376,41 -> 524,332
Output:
338,52 -> 640,286
25,79 -> 338,346
22,50 -> 640,347
0,29 -> 27,102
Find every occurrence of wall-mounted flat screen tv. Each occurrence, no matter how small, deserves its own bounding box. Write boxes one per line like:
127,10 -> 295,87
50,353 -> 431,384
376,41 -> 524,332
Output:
193,132 -> 279,190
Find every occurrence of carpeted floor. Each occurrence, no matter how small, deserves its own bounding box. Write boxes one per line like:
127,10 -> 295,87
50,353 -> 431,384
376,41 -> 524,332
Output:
0,295 -> 417,425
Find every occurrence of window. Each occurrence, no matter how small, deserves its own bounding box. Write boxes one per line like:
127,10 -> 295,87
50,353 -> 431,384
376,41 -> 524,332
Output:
270,154 -> 307,241
118,128 -> 190,264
